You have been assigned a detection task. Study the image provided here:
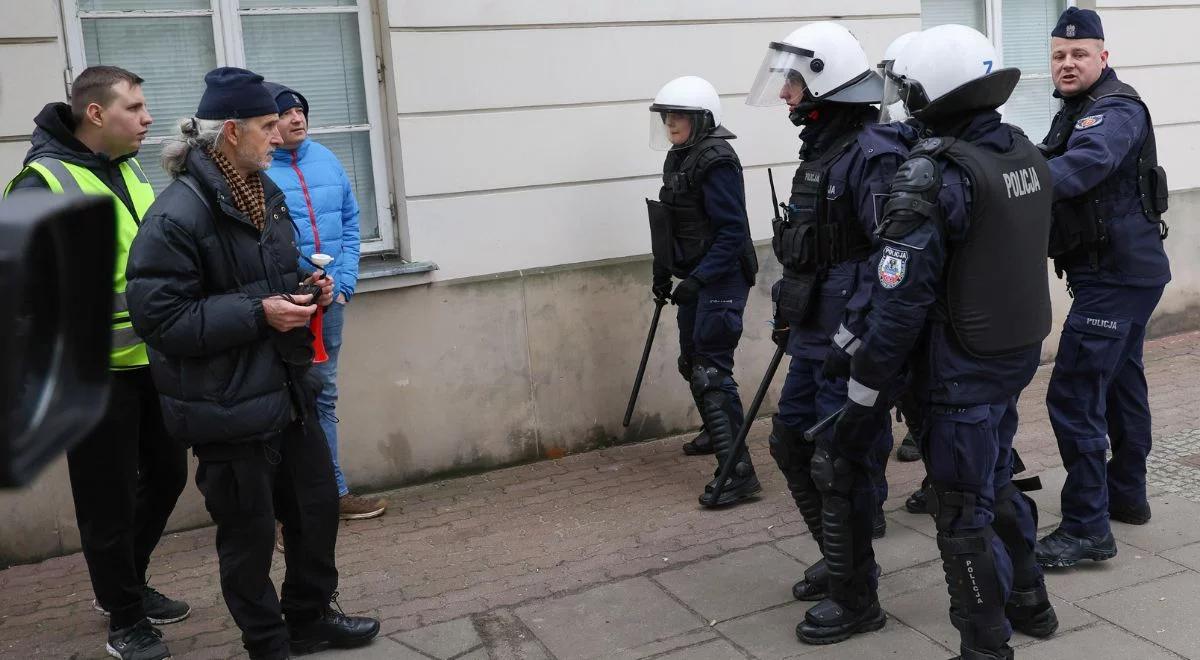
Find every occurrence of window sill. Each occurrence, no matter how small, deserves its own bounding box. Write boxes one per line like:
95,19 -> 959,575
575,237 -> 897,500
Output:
357,257 -> 438,293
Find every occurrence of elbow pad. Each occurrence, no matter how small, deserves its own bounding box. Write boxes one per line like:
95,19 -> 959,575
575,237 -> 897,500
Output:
878,155 -> 941,240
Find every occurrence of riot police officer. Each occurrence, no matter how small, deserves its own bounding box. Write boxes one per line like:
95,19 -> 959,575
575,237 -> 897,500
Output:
745,22 -> 902,644
1035,7 -> 1171,569
853,25 -> 1058,659
647,76 -> 760,507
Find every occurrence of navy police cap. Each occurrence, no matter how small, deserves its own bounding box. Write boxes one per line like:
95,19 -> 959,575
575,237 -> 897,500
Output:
1052,7 -> 1104,40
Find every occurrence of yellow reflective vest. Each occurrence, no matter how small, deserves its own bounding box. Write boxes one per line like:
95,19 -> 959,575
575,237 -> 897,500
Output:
4,156 -> 156,369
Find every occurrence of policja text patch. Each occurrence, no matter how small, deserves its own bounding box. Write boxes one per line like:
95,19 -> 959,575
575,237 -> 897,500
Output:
878,245 -> 909,289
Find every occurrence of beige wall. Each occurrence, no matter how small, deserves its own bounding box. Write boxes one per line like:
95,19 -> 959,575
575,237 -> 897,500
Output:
0,2 -> 67,182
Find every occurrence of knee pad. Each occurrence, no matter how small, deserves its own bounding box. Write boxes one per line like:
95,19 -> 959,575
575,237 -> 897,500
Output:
928,486 -> 980,532
768,416 -> 807,466
811,447 -> 853,495
689,362 -> 728,399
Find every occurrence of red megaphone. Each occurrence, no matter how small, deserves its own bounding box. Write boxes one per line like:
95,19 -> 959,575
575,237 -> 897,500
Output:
309,253 -> 333,364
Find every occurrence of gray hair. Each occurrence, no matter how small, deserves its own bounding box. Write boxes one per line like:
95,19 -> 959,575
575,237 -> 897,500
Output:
160,117 -> 246,178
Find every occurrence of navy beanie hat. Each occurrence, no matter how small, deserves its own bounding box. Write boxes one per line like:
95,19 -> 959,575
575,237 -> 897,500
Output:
1052,7 -> 1104,41
195,67 -> 279,120
264,81 -> 310,117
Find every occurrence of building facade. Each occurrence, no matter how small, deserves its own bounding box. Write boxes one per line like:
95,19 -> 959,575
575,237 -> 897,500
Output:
1,0 -> 1196,563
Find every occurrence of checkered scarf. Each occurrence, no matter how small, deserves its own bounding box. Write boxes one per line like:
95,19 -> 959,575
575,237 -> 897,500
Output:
207,147 -> 266,231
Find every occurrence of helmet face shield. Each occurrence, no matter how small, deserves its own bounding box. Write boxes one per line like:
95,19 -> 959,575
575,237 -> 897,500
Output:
747,42 -> 814,106
649,105 -> 710,151
879,68 -> 929,123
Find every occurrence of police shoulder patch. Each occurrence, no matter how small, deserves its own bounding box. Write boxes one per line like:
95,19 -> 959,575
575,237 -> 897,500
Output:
877,245 -> 909,289
1075,114 -> 1104,130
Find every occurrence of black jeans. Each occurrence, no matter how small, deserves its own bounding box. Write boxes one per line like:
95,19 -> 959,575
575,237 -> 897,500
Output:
195,416 -> 340,660
66,367 -> 188,629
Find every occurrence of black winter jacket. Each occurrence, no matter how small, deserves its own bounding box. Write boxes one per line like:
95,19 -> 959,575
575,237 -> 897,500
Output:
125,147 -> 314,448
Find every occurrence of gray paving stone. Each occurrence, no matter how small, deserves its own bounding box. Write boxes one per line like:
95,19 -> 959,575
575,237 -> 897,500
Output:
1160,540 -> 1200,572
474,609 -> 551,660
876,559 -> 944,602
1079,570 -> 1200,659
1114,495 -> 1200,553
1019,623 -> 1181,660
716,601 -> 950,659
457,650 -> 487,660
1025,466 -> 1068,519
654,545 -> 802,622
1043,541 -> 1185,602
645,637 -> 747,660
393,617 -> 480,659
320,637 -> 431,659
515,578 -> 704,660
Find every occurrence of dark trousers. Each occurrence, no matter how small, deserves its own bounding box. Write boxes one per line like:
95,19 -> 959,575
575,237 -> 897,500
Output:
1047,283 -> 1164,536
66,367 -> 188,630
195,417 -> 340,660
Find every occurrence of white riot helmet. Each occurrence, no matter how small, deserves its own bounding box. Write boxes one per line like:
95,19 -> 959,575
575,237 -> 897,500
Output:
878,31 -> 920,123
746,22 -> 883,108
649,76 -> 723,151
886,24 -> 1020,121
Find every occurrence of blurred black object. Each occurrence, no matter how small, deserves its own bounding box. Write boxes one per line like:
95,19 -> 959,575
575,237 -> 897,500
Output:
0,193 -> 114,487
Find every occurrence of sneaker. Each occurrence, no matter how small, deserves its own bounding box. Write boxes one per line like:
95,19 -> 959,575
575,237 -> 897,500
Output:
1109,500 -> 1152,525
105,619 -> 171,660
339,493 -> 387,520
94,585 -> 191,626
1036,527 -> 1117,568
895,432 -> 921,462
287,596 -> 380,654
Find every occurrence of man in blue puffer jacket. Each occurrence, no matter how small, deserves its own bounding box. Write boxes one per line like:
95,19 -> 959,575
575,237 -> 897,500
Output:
264,82 -> 386,520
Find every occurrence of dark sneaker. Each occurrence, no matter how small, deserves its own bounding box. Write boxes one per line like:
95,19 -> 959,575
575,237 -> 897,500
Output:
1109,500 -> 1152,525
904,486 -> 928,514
106,619 -> 171,660
288,600 -> 380,655
795,597 -> 887,645
873,510 -> 887,539
895,432 -> 921,462
1036,528 -> 1117,568
698,472 -> 762,507
1006,584 -> 1058,638
94,585 -> 191,625
681,426 -> 714,455
339,493 -> 387,520
792,558 -> 829,601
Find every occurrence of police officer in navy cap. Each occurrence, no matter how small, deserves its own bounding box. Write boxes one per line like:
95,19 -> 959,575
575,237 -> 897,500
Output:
855,25 -> 1059,659
647,75 -> 761,507
745,22 -> 904,645
1035,6 -> 1171,569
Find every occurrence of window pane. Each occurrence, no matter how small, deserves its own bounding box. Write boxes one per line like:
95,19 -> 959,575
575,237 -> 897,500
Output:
1005,77 -> 1057,144
82,17 -> 216,139
241,13 -> 367,127
307,131 -> 379,240
239,0 -> 356,7
921,0 -> 986,32
1003,0 -> 1064,75
79,0 -> 209,9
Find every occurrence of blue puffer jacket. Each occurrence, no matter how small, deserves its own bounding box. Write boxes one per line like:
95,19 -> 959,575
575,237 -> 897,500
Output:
266,138 -> 361,300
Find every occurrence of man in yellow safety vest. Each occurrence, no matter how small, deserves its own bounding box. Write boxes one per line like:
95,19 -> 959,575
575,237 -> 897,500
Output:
4,66 -> 188,660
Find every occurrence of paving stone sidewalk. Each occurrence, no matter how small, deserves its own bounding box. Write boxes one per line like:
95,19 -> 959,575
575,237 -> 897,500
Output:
2,332 -> 1199,659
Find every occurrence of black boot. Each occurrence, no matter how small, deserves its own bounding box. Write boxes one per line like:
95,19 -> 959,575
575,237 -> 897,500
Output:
1006,584 -> 1058,638
693,365 -> 760,507
793,558 -> 829,601
872,510 -> 887,538
288,603 -> 380,655
896,431 -> 921,462
905,481 -> 929,514
795,597 -> 886,645
951,646 -> 1014,660
1109,500 -> 1152,525
681,425 -> 714,455
1035,528 -> 1117,568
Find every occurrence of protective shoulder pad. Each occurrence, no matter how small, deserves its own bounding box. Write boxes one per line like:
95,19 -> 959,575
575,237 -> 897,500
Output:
856,124 -> 911,162
688,136 -> 742,181
909,137 -> 953,158
879,154 -> 942,241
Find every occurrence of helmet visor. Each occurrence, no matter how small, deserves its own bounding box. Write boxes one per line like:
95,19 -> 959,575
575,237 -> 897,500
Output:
747,42 -> 814,107
649,105 -> 708,151
879,67 -> 909,123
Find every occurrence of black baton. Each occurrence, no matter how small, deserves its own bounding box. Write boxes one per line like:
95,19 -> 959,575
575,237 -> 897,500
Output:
623,298 -> 668,428
804,404 -> 846,443
707,343 -> 787,505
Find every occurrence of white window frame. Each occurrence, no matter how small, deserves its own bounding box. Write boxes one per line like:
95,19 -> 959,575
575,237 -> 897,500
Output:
59,0 -> 397,254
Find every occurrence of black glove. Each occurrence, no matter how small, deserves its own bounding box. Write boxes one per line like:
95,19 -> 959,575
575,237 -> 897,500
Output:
771,318 -> 790,348
671,277 -> 703,306
832,400 -> 883,449
652,276 -> 673,302
821,346 -> 851,380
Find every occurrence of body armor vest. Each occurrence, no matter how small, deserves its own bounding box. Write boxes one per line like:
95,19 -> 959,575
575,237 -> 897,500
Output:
915,132 -> 1053,357
1041,77 -> 1169,267
647,129 -> 757,282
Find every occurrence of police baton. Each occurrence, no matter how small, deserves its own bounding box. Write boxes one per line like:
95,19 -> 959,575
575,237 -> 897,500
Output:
707,342 -> 787,505
623,297 -> 668,427
804,404 -> 846,443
